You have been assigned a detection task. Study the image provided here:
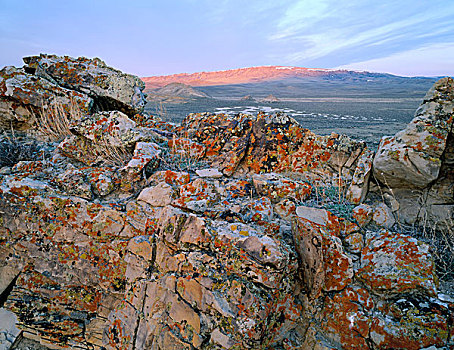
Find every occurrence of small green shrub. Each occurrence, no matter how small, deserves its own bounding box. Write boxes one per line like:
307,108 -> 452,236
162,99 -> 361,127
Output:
156,138 -> 208,172
304,182 -> 356,222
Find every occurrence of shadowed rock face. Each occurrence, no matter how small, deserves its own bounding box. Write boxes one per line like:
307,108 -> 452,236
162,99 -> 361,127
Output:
0,58 -> 453,350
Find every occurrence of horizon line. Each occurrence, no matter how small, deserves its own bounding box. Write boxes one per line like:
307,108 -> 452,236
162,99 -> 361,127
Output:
140,65 -> 447,78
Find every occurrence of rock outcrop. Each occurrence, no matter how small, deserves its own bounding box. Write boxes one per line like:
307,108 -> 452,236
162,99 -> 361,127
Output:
0,56 -> 453,350
23,54 -> 147,115
0,54 -> 146,134
373,77 -> 454,227
261,94 -> 280,103
240,95 -> 256,102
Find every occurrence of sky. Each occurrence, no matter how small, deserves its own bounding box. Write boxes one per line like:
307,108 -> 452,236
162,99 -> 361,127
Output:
1,0 -> 454,77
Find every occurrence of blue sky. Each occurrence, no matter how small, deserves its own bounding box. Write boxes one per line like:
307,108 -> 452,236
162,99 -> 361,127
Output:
1,0 -> 453,76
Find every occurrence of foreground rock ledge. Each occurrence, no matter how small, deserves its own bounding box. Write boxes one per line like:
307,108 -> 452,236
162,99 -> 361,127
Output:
0,55 -> 453,350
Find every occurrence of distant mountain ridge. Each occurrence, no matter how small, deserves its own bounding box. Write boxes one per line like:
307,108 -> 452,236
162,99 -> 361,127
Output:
142,66 -> 439,99
141,65 -> 378,89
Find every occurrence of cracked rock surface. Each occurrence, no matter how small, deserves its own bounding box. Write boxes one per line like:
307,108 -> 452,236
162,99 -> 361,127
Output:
0,56 -> 453,349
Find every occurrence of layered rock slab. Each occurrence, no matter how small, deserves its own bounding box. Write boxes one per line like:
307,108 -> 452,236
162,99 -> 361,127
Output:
23,54 -> 147,115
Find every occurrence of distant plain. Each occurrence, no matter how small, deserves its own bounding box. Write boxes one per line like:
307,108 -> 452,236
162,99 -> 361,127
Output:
144,72 -> 439,148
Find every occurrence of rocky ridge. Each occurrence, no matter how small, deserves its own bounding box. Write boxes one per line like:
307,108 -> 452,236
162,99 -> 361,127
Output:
0,55 -> 453,350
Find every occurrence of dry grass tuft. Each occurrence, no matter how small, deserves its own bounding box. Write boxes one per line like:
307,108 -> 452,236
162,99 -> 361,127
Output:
306,168 -> 354,221
96,135 -> 132,167
36,97 -> 83,141
36,98 -> 132,167
413,218 -> 454,290
157,133 -> 207,172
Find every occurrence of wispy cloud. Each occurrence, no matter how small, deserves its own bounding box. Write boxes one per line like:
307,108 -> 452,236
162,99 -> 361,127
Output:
270,0 -> 331,40
268,0 -> 454,66
336,42 -> 454,76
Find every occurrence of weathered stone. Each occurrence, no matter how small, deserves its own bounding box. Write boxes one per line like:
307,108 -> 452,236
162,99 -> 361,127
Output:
182,112 -> 366,182
372,202 -> 395,228
212,221 -> 288,271
57,135 -> 101,165
343,232 -> 364,254
23,54 -> 146,115
352,203 -> 373,227
280,131 -> 366,184
357,230 -> 437,297
70,110 -> 161,148
150,169 -> 190,186
346,148 -> 374,203
81,166 -> 116,196
156,205 -> 211,249
0,66 -> 92,132
181,112 -> 251,159
243,196 -> 273,223
321,286 -> 374,349
322,232 -> 353,292
118,141 -> 161,191
374,77 -> 454,188
0,264 -> 22,296
253,173 -> 311,203
296,206 -> 330,226
293,211 -> 354,297
210,328 -> 235,349
195,167 -> 223,178
105,278 -> 200,350
221,179 -> 253,199
214,132 -> 250,176
369,298 -> 451,349
274,198 -> 296,220
168,137 -> 206,159
52,167 -> 92,199
292,217 -> 324,298
138,182 -> 175,207
0,308 -> 21,350
296,205 -> 358,236
173,178 -> 219,211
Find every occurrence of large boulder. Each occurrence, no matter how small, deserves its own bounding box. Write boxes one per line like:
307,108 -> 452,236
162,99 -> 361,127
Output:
0,54 -> 147,136
23,54 -> 147,115
374,77 -> 454,188
357,230 -> 437,297
180,112 -> 368,188
373,77 -> 454,226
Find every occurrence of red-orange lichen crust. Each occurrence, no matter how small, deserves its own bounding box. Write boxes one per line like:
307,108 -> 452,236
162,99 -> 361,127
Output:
321,286 -> 374,349
357,230 -> 437,296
